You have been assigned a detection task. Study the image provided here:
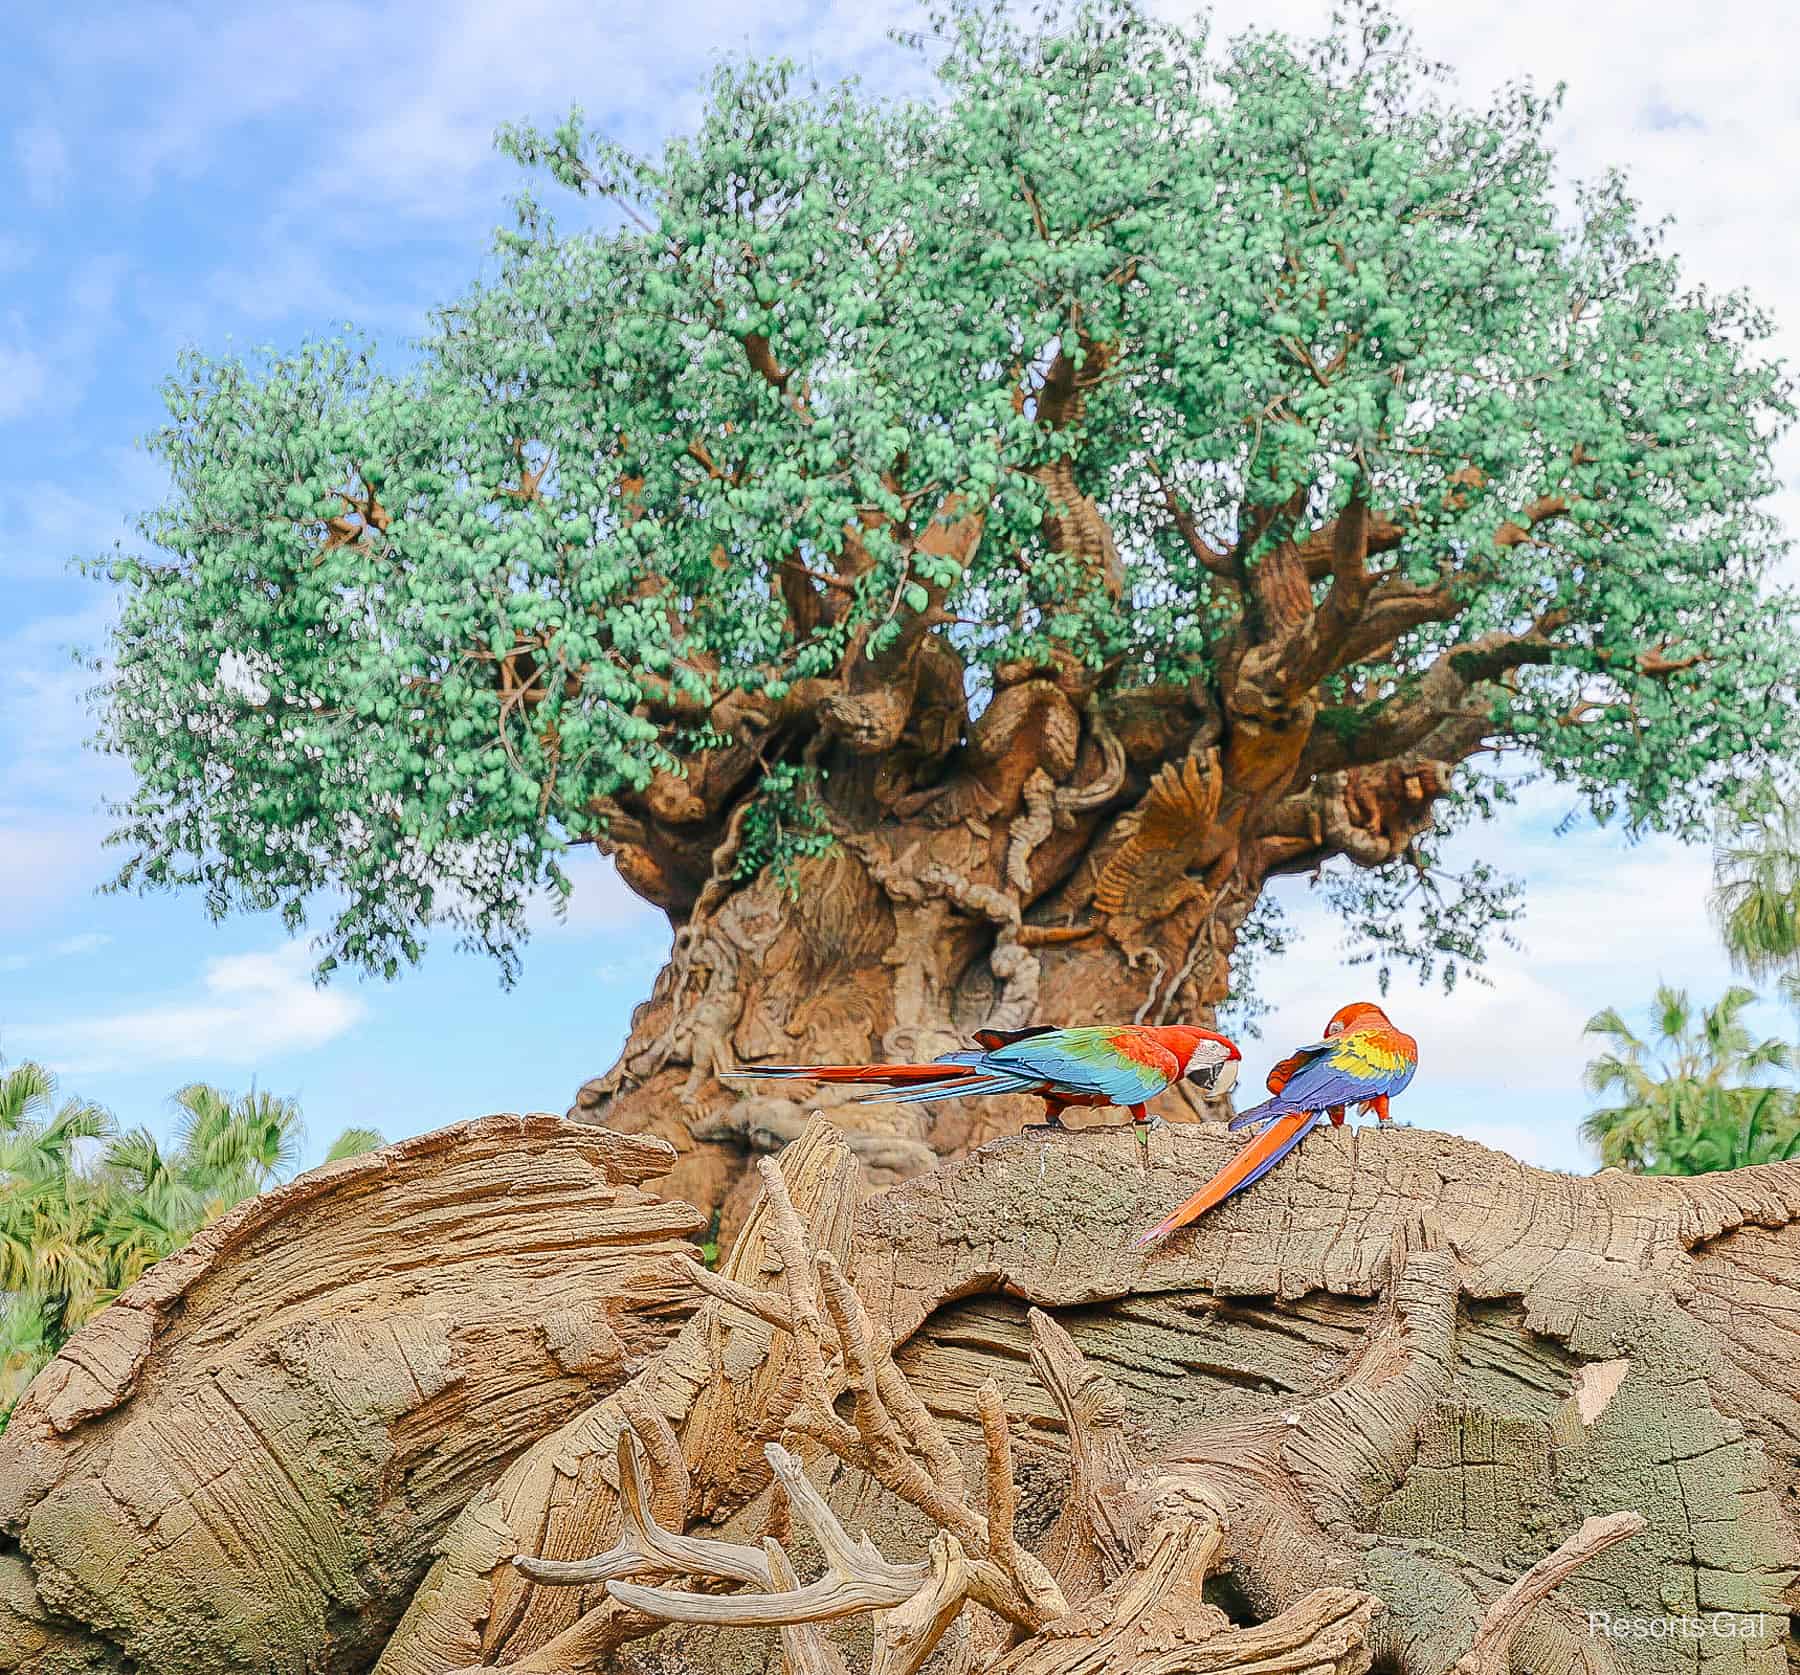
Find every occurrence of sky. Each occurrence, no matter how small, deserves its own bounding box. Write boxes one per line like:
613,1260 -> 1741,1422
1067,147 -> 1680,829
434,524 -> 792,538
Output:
2,0 -> 1795,1174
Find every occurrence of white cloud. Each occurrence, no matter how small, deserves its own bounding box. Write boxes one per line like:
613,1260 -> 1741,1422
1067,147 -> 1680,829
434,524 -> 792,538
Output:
0,345 -> 48,423
1,440 -> 164,578
35,0 -> 924,326
535,848 -> 668,938
0,251 -> 124,429
0,818 -> 108,930
49,932 -> 111,957
1454,1118 -> 1585,1174
0,931 -> 115,974
22,942 -> 364,1075
136,0 -> 917,213
0,597 -> 120,804
14,125 -> 70,207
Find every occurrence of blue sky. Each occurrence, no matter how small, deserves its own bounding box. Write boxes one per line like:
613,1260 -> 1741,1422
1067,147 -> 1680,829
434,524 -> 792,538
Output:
2,0 -> 1795,1174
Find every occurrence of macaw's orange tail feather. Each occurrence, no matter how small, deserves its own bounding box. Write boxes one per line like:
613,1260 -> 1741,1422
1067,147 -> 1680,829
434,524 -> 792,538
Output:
1131,1110 -> 1319,1248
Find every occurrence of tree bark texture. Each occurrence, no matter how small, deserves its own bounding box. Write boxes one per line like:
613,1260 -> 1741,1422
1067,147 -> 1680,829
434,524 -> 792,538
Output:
387,1119 -> 1797,1675
0,1115 -> 703,1675
569,692 -> 1282,1245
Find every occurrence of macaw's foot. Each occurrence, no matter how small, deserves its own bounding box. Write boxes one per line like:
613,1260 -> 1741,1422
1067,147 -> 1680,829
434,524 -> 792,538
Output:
1023,1111 -> 1069,1133
1128,1105 -> 1164,1157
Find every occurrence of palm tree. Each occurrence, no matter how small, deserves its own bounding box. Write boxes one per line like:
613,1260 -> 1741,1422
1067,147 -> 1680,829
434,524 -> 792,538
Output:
106,1085 -> 383,1237
323,1127 -> 386,1163
4,1062 -> 385,1423
1,1058 -> 121,1413
1582,986 -> 1799,1173
1711,793 -> 1800,980
169,1082 -> 306,1198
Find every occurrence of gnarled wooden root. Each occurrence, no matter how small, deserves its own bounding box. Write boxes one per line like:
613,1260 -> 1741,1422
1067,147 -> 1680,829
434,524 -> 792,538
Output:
0,1114 -> 703,1675
370,1119 -> 1799,1675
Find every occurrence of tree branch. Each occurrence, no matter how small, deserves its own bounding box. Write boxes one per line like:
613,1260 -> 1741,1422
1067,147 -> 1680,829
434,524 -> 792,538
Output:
1452,1511 -> 1647,1675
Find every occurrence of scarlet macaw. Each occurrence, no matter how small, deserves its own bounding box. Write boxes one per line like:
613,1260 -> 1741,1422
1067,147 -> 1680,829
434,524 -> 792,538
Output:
1131,1001 -> 1418,1247
725,1023 -> 1242,1128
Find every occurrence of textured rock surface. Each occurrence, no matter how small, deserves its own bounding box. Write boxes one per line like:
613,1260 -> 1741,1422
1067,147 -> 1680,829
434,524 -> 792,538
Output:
397,1120 -> 1800,1675
0,1114 -> 703,1675
856,1123 -> 1800,1672
372,1120 -> 861,1675
8,1114 -> 1797,1675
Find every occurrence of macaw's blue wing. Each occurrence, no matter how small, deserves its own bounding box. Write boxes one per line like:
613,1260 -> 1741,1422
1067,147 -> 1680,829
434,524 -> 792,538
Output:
988,1026 -> 1180,1104
1230,1039 -> 1332,1129
1232,1031 -> 1416,1131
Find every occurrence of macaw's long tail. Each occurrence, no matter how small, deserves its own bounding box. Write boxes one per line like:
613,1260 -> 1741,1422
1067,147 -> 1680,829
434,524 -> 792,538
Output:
722,1055 -> 1036,1107
1131,1109 -> 1322,1248
725,1058 -> 1046,1108
1229,1094 -> 1298,1131
723,1060 -> 973,1088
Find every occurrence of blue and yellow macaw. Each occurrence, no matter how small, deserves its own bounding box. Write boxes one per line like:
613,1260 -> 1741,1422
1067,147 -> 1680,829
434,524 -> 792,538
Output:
1132,1001 -> 1418,1246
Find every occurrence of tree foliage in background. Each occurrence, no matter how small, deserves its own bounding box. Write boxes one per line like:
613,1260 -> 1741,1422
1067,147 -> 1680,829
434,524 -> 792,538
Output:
1582,984 -> 1800,1174
1712,780 -> 1800,982
0,1058 -> 382,1421
1583,797 -> 1800,1177
93,0 -> 1798,1023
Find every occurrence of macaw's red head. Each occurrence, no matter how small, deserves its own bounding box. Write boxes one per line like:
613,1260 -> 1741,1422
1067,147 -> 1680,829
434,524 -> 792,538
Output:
1161,1025 -> 1242,1096
1324,1001 -> 1391,1039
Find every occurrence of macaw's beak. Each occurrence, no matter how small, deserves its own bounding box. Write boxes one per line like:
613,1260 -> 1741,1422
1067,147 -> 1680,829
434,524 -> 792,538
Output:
1186,1032 -> 1242,1095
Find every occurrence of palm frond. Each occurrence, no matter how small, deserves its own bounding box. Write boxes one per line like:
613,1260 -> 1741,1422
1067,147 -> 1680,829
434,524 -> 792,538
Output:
322,1127 -> 385,1164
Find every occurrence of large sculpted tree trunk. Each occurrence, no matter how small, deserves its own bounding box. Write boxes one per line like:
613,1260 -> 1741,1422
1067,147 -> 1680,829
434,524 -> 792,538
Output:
561,355 -> 1483,1251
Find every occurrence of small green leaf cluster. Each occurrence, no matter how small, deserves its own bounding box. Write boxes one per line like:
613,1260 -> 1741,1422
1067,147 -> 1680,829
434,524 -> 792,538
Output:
731,763 -> 834,896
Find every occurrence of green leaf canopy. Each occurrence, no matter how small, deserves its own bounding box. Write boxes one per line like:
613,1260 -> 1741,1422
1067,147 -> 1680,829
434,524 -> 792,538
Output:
96,2 -> 1797,983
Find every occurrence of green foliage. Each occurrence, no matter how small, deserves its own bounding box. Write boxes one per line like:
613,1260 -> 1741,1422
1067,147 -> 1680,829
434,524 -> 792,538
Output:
0,1058 -> 383,1423
1711,781 -> 1800,980
95,0 -> 1797,984
1326,779 -> 1524,994
1580,985 -> 1800,1174
731,763 -> 834,895
0,1060 -> 119,1417
1217,893 -> 1292,1037
323,1126 -> 387,1163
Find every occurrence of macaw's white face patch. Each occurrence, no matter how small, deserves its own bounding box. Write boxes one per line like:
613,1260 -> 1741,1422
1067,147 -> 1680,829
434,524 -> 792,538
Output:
1186,1039 -> 1236,1093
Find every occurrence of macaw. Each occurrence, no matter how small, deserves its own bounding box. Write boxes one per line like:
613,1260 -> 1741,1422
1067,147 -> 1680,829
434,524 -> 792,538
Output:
725,1023 -> 1242,1128
1131,1001 -> 1418,1247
